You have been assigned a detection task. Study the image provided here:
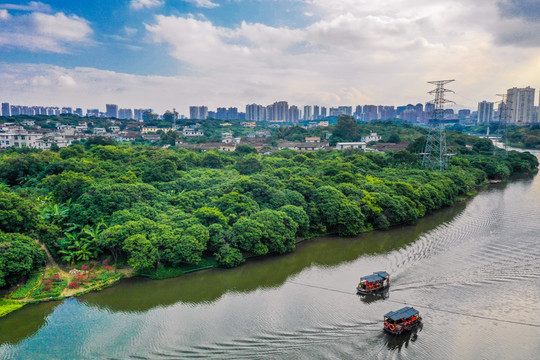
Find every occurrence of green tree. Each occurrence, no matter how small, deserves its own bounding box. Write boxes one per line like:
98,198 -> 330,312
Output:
249,210 -> 298,254
213,192 -> 260,218
201,152 -> 224,168
142,159 -> 178,182
387,133 -> 401,143
235,155 -> 263,175
215,244 -> 244,268
332,115 -> 359,142
279,205 -> 310,236
0,192 -> 40,234
124,234 -> 158,272
232,217 -> 266,254
193,207 -> 228,227
0,233 -> 44,289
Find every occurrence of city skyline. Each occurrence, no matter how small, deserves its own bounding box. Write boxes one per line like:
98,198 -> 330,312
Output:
0,1 -> 539,112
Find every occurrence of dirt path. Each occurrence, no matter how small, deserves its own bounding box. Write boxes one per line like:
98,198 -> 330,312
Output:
35,240 -> 58,267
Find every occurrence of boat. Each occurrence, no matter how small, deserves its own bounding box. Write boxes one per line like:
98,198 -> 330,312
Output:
383,307 -> 422,335
356,271 -> 390,294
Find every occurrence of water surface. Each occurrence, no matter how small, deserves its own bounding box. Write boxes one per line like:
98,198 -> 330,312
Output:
1,173 -> 539,359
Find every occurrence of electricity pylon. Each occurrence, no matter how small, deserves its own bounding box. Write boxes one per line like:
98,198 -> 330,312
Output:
421,80 -> 455,171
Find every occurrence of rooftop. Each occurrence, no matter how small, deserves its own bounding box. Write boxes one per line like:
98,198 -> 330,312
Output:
384,307 -> 419,321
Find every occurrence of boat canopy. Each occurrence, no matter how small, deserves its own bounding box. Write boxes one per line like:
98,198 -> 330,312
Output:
361,271 -> 389,282
373,271 -> 389,278
384,307 -> 419,321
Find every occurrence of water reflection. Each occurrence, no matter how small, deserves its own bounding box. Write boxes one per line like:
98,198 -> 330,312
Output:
384,323 -> 423,351
1,169 -> 539,359
358,289 -> 390,304
80,201 -> 466,314
0,301 -> 59,345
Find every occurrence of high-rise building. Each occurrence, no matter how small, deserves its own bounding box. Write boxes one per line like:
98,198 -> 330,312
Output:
507,86 -> 535,124
267,101 -> 288,122
106,104 -> 119,118
134,109 -> 151,121
189,106 -> 208,120
363,105 -> 378,121
1,103 -> 9,116
216,107 -> 227,119
477,101 -> 494,123
338,106 -> 352,116
74,108 -> 83,117
33,106 -> 45,115
289,105 -> 300,122
379,106 -> 396,120
189,106 -> 198,119
444,109 -> 455,119
11,105 -> 21,116
118,108 -> 133,120
246,104 -> 266,121
425,102 -> 435,117
227,107 -> 239,120
303,105 -> 312,121
320,107 -> 327,118
62,107 -> 73,114
329,106 -> 352,117
401,110 -> 417,122
313,106 -> 320,120
87,109 -> 100,117
354,105 -> 362,120
458,109 -> 471,121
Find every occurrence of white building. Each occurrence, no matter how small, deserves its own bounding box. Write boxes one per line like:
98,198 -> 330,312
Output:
0,127 -> 71,149
360,132 -> 382,143
335,142 -> 367,150
477,101 -> 494,123
183,128 -> 205,137
507,86 -> 535,124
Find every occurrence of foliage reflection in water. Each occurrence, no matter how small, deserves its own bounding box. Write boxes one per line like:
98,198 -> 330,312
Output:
1,175 -> 539,359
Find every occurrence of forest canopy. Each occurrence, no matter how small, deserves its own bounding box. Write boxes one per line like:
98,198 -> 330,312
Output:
0,129 -> 537,288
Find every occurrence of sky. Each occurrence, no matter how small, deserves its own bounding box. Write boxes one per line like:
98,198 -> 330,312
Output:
0,0 -> 539,115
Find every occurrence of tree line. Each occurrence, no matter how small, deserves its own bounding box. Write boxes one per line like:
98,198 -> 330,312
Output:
0,123 -> 537,288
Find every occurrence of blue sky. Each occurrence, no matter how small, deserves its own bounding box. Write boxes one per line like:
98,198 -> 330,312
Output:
0,0 -> 539,114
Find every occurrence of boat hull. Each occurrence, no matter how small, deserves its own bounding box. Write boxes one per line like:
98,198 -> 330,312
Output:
357,284 -> 389,295
383,319 -> 422,335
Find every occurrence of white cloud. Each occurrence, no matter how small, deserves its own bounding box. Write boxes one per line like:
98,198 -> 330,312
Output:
130,0 -> 163,10
124,27 -> 138,36
0,1 -> 51,12
0,9 -> 9,19
2,0 -> 539,112
0,11 -> 92,53
184,0 -> 219,9
142,0 -> 540,108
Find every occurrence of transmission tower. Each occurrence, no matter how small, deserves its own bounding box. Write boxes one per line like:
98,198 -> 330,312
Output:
495,94 -> 511,158
421,80 -> 455,171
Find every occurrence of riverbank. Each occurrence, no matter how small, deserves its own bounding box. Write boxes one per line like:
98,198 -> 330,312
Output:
1,167 -> 536,319
0,263 -> 127,318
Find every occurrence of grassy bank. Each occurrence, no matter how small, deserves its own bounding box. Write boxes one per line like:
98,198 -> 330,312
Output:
0,263 -> 125,318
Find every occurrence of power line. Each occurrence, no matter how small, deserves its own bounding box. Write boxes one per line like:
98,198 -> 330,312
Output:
287,280 -> 540,328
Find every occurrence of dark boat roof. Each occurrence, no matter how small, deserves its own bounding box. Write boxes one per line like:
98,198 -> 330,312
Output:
384,307 -> 419,321
361,271 -> 389,282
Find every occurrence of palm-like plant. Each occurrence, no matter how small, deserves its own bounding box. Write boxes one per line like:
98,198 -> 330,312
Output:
41,199 -> 71,226
81,222 -> 105,244
58,232 -> 79,266
73,241 -> 95,261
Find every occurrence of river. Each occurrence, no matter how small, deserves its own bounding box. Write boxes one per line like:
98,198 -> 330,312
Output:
1,169 -> 539,359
